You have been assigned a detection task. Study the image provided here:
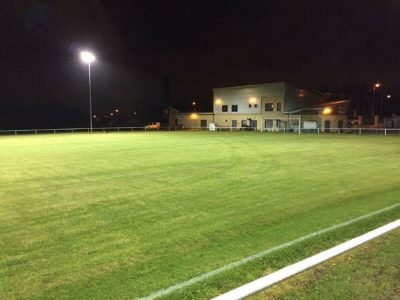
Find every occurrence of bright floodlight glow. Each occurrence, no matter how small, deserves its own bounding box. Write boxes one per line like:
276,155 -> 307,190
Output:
374,83 -> 381,88
80,51 -> 95,64
249,97 -> 257,104
215,98 -> 222,105
387,94 -> 391,99
322,107 -> 332,115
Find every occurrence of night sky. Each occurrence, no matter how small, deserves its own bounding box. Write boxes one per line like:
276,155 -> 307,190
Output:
1,0 -> 399,128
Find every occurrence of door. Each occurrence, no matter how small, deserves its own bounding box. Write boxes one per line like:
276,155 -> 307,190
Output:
232,120 -> 237,128
251,120 -> 257,130
324,120 -> 331,132
200,119 -> 207,128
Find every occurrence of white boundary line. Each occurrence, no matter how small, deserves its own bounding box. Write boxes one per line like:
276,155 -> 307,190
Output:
139,203 -> 400,300
213,219 -> 400,300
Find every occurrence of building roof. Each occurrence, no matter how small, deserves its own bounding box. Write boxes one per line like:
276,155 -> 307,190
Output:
285,100 -> 350,114
213,81 -> 286,91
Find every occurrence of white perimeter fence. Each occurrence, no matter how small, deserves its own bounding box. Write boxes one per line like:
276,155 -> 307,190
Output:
0,126 -> 400,136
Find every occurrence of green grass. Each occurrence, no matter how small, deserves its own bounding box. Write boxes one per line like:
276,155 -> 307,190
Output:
0,132 -> 399,299
252,229 -> 400,300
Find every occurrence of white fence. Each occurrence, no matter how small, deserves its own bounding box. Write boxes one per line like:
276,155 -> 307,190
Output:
0,126 -> 399,136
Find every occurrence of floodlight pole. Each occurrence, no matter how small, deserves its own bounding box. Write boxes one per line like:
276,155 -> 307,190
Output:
88,62 -> 93,132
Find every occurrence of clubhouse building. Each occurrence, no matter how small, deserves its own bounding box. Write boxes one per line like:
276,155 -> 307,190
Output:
170,82 -> 349,131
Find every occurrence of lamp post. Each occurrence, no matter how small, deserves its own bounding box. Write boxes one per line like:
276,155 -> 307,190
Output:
372,82 -> 381,122
80,51 -> 96,132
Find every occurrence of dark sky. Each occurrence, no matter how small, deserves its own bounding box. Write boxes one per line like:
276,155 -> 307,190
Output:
1,0 -> 399,128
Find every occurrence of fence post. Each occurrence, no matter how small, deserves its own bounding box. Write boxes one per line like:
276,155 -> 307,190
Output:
385,129 -> 387,136
35,130 -> 37,135
15,130 -> 17,135
317,128 -> 320,134
54,129 -> 56,134
359,128 -> 361,135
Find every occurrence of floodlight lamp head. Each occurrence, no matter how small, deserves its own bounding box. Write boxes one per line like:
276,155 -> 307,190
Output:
80,51 -> 95,64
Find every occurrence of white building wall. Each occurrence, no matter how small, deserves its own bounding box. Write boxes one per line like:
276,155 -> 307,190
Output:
213,82 -> 285,117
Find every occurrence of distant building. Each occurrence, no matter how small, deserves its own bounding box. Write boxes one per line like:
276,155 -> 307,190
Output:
170,82 -> 349,131
383,114 -> 400,128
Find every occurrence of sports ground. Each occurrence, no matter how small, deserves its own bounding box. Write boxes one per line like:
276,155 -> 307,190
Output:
0,132 -> 399,299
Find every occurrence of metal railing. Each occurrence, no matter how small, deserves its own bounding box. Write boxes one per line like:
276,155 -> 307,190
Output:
0,126 -> 399,136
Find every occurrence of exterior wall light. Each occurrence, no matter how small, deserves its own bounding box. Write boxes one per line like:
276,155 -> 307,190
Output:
322,107 -> 333,115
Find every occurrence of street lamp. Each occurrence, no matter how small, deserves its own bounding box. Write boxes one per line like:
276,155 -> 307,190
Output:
80,51 -> 96,132
372,82 -> 381,120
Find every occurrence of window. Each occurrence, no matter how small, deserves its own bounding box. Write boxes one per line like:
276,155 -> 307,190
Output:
232,105 -> 238,112
232,120 -> 237,128
248,104 -> 252,108
265,103 -> 273,111
222,105 -> 228,112
277,102 -> 282,111
200,120 -> 207,127
241,120 -> 248,127
254,104 -> 258,108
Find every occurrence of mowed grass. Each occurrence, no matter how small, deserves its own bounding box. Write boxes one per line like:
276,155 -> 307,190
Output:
253,229 -> 400,300
0,132 -> 399,299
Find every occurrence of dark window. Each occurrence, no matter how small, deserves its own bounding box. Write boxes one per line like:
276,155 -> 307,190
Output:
232,105 -> 238,112
241,120 -> 248,127
222,105 -> 228,112
265,103 -> 273,111
200,120 -> 207,127
338,120 -> 343,129
255,104 -> 258,108
277,102 -> 282,111
248,104 -> 252,108
265,120 -> 273,128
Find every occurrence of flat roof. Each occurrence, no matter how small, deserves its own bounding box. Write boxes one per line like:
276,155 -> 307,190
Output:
213,81 -> 286,90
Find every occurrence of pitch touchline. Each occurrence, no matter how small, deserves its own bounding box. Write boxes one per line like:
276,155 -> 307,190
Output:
139,203 -> 400,300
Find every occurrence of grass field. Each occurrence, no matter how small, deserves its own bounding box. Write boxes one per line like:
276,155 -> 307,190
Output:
253,228 -> 400,300
0,132 -> 399,299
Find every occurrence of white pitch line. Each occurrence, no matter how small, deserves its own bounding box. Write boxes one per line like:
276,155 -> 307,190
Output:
213,219 -> 400,300
139,203 -> 400,300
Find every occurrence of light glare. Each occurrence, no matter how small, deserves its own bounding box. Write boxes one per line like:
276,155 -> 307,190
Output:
80,51 -> 96,64
322,107 -> 332,115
